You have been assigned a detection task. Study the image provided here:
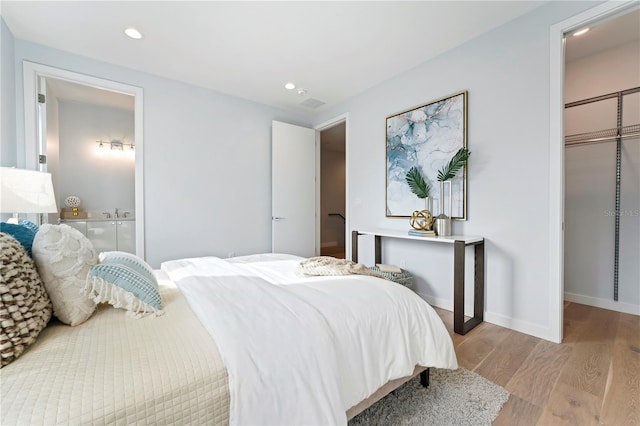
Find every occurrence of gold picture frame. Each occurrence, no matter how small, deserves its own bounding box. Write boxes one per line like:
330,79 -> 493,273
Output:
385,90 -> 468,219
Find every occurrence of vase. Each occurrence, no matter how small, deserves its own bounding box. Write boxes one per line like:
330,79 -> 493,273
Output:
434,181 -> 452,236
424,197 -> 433,215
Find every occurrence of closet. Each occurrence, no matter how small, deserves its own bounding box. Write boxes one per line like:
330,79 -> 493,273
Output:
564,11 -> 639,314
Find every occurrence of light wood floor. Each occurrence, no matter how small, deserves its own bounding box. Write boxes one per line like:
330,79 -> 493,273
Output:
433,302 -> 640,426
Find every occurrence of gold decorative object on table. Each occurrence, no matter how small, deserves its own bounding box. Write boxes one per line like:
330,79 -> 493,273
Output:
61,195 -> 87,219
405,166 -> 435,232
410,209 -> 433,231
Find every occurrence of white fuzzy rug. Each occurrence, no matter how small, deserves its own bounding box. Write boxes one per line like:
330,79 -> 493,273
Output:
349,368 -> 510,426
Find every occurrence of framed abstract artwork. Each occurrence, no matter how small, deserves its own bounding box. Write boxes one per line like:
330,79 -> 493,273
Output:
385,91 -> 468,219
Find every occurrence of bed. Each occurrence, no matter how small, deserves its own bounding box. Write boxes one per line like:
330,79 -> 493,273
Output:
1,247 -> 457,425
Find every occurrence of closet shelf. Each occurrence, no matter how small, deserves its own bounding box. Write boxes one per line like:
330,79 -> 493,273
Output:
565,123 -> 640,146
564,86 -> 639,301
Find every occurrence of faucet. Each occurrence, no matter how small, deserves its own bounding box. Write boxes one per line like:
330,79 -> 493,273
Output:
114,208 -> 119,218
102,212 -> 111,219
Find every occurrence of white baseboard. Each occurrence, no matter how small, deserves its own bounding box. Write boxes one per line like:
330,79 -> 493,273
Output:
564,292 -> 640,315
483,311 -> 555,342
416,291 -> 559,343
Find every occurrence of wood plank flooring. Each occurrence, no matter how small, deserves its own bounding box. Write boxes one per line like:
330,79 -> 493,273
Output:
433,302 -> 640,425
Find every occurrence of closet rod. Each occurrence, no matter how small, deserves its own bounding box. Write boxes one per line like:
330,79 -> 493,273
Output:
565,86 -> 639,108
565,124 -> 640,146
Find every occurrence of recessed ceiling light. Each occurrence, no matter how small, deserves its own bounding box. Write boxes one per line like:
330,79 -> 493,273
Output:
124,28 -> 143,40
297,88 -> 308,96
573,28 -> 589,37
284,82 -> 296,90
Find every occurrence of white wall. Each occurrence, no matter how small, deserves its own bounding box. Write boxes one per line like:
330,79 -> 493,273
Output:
314,1 -> 597,341
1,18 -> 16,167
564,39 -> 640,313
11,39 -> 313,267
57,101 -> 135,214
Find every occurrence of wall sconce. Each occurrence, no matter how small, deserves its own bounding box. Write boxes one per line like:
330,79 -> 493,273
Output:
97,140 -> 135,151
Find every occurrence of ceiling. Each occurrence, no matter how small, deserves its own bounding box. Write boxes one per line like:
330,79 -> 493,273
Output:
1,1 -> 546,113
565,8 -> 640,62
46,78 -> 135,111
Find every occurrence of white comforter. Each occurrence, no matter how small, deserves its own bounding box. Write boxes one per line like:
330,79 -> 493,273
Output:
162,254 -> 457,426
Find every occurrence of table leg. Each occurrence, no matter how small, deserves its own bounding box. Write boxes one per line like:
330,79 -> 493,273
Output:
453,240 -> 484,334
474,242 -> 485,324
351,231 -> 359,262
453,241 -> 465,334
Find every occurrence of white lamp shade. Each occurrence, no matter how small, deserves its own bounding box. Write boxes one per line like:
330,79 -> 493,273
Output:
0,167 -> 58,214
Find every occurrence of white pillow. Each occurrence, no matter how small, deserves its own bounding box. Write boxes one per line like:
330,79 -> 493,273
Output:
32,224 -> 98,326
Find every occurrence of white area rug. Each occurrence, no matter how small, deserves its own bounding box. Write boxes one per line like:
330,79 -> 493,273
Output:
349,368 -> 510,426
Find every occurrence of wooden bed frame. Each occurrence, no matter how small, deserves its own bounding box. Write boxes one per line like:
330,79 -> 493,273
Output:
347,366 -> 430,420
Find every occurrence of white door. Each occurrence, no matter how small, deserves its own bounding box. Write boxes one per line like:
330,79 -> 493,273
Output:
272,121 -> 317,257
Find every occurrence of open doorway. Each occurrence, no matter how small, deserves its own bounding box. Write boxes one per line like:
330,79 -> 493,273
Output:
319,122 -> 346,259
23,62 -> 145,258
563,9 -> 640,316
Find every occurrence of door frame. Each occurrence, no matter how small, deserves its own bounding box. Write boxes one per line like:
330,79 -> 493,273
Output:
548,0 -> 636,343
22,61 -> 146,259
314,113 -> 349,259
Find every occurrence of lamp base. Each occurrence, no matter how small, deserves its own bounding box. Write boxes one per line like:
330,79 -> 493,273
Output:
6,213 -> 23,224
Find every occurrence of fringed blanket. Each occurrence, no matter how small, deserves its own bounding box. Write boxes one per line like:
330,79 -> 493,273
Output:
298,256 -> 384,278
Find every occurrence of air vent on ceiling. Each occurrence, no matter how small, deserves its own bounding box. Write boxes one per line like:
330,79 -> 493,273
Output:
299,98 -> 325,109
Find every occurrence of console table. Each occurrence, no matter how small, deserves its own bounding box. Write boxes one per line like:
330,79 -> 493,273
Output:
352,229 -> 485,335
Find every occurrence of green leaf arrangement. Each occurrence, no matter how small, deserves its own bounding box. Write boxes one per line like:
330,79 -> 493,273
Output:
405,166 -> 431,199
437,147 -> 471,182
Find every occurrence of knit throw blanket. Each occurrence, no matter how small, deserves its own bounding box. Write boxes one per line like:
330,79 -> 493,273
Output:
298,256 -> 384,278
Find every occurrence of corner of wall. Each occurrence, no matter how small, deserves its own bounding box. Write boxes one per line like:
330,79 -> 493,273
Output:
1,17 -> 17,166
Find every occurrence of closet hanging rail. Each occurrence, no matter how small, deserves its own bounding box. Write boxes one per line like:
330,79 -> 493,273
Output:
565,124 -> 640,146
564,87 -> 640,146
564,86 -> 640,302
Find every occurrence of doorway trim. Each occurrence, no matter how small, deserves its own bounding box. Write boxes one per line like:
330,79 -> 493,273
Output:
22,61 -> 145,259
315,113 -> 349,259
548,0 -> 636,343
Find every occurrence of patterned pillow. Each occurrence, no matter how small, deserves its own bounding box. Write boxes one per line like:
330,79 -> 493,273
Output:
0,221 -> 39,257
0,233 -> 52,368
32,224 -> 98,326
83,251 -> 163,318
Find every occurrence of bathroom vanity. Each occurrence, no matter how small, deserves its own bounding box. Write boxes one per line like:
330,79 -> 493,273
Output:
61,218 -> 136,254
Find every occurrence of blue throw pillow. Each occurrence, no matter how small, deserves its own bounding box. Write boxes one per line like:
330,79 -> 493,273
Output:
83,251 -> 163,318
0,221 -> 39,257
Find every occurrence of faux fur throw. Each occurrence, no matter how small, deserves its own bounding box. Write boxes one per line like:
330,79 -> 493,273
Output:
298,256 -> 384,278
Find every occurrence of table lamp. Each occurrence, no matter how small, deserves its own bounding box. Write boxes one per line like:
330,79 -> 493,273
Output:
0,167 -> 58,224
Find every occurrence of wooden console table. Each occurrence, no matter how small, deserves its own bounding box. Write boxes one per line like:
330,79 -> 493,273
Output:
352,229 -> 485,335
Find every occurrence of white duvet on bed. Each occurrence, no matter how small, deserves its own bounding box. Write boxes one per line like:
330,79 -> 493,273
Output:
162,254 -> 457,426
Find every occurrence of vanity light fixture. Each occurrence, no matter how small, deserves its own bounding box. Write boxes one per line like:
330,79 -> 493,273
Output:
573,28 -> 589,36
124,27 -> 143,40
96,140 -> 135,151
284,82 -> 296,90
